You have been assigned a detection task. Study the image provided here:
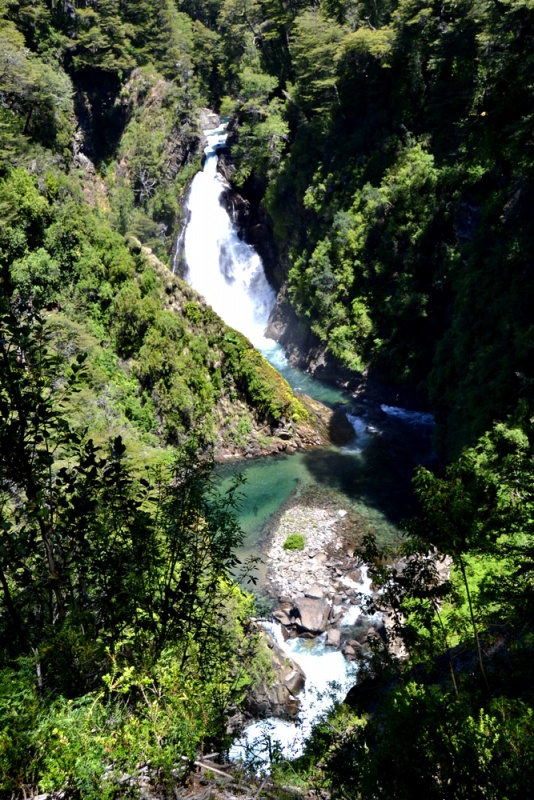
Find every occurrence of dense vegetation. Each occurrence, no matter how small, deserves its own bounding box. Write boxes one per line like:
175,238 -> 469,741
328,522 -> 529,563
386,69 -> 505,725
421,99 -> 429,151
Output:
0,1 -> 304,795
217,0 -> 534,794
210,0 -> 534,458
1,0 -> 534,796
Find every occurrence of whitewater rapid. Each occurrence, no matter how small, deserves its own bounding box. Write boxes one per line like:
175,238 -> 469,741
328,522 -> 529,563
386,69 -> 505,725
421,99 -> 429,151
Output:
229,621 -> 357,768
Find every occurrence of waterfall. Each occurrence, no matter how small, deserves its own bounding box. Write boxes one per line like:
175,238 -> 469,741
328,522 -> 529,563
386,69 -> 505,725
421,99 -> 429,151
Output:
180,122 -> 371,767
182,123 -> 277,350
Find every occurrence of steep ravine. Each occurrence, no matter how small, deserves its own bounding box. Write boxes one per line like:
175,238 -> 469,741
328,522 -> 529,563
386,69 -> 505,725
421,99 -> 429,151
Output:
128,236 -> 333,459
217,127 -> 433,411
177,114 -> 437,765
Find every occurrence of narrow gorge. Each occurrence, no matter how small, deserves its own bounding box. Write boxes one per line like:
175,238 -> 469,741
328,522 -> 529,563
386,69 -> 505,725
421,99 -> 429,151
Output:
178,115 -> 436,763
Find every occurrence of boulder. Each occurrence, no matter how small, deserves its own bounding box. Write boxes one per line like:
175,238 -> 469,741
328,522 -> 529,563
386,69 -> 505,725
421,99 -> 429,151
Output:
354,628 -> 371,645
329,409 -> 357,446
272,609 -> 292,626
343,645 -> 357,661
342,639 -> 362,658
292,597 -> 331,634
285,668 -> 306,696
366,627 -> 382,644
329,606 -> 344,625
326,629 -> 341,648
245,630 -> 306,719
305,583 -> 324,600
333,593 -> 344,606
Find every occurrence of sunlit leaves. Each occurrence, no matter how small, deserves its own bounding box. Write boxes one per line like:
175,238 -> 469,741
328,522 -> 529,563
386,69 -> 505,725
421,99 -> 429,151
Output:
290,9 -> 346,114
337,25 -> 395,63
0,23 -> 74,158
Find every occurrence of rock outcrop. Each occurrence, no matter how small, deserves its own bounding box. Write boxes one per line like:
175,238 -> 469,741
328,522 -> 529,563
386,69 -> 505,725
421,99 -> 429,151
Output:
245,627 -> 306,719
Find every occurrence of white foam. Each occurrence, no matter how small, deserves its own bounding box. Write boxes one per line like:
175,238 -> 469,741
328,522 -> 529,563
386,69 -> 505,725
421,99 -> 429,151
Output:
182,126 -> 277,349
340,414 -> 373,454
229,624 -> 357,770
380,404 -> 435,427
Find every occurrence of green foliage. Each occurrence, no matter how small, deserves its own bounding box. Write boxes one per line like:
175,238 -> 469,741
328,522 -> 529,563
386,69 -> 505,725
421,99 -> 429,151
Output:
230,0 -> 534,459
307,419 -> 534,798
325,686 -> 534,800
0,296 -> 274,794
287,140 -> 444,379
107,65 -> 200,260
290,10 -> 346,116
0,160 -> 301,452
0,16 -> 74,160
0,633 -> 259,797
10,247 -> 61,306
221,329 -> 308,422
283,533 -> 305,551
4,1 -> 534,794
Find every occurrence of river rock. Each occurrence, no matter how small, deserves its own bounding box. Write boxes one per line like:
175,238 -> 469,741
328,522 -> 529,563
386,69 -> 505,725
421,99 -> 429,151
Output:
346,568 -> 362,584
292,597 -> 331,634
305,583 -> 324,600
285,668 -> 306,696
329,408 -> 358,446
326,629 -> 341,648
329,606 -> 344,625
366,627 -> 382,643
273,609 -> 292,626
343,645 -> 357,661
245,629 -> 306,719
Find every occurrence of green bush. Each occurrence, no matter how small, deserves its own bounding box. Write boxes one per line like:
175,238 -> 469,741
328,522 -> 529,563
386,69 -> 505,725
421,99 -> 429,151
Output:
283,533 -> 306,551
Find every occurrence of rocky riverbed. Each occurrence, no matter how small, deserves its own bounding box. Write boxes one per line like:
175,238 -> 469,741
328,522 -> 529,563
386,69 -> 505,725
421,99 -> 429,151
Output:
266,505 -> 363,602
263,500 -> 451,661
263,502 -> 387,659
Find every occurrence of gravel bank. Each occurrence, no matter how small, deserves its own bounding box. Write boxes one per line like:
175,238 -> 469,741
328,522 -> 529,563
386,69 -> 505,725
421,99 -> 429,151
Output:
265,505 -> 364,602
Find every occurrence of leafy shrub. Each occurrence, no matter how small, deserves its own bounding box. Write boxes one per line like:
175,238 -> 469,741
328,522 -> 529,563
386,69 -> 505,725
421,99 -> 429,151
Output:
283,533 -> 305,551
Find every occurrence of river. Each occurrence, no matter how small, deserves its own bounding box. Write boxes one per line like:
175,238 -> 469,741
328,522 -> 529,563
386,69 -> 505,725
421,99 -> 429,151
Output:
179,120 -> 434,766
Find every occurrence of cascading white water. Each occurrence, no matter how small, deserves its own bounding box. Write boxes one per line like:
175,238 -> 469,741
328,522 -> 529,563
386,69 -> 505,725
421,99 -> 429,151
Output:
181,123 -> 374,439
380,404 -> 435,427
183,123 -> 277,350
341,413 -> 372,454
229,621 -> 357,769
180,122 -> 376,765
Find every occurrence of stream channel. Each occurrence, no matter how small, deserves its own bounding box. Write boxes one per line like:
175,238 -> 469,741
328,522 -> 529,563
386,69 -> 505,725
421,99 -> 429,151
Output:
179,121 -> 435,766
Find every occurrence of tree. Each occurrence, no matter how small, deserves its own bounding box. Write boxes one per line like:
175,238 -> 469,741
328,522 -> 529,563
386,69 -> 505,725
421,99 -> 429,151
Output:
0,20 -> 74,156
290,9 -> 346,115
321,421 -> 534,799
0,293 -> 245,693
